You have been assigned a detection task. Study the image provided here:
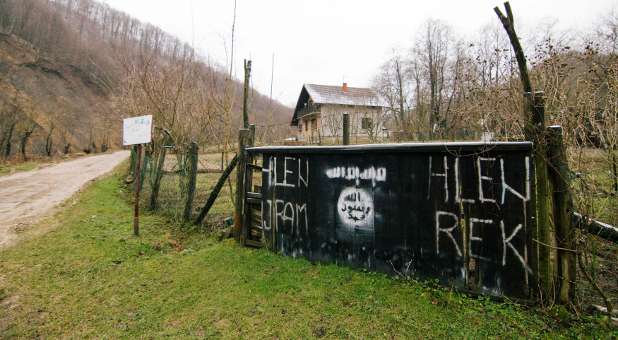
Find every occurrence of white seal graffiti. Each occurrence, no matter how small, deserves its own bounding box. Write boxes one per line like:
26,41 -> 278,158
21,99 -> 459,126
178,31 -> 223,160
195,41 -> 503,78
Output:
337,187 -> 374,232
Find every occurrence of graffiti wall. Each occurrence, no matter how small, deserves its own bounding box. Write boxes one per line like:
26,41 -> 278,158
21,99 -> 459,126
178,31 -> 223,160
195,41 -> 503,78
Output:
251,142 -> 535,299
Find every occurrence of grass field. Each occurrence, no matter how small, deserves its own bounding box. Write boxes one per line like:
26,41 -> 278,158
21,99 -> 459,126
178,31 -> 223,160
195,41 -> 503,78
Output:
0,153 -> 90,177
0,168 -> 615,338
0,161 -> 38,176
570,148 -> 618,226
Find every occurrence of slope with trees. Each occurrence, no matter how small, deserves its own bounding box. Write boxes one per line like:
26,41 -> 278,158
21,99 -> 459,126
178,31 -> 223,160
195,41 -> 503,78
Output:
0,0 -> 292,161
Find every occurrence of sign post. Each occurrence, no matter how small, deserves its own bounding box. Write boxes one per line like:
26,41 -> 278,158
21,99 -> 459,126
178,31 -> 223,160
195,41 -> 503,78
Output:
133,144 -> 142,236
123,115 -> 153,237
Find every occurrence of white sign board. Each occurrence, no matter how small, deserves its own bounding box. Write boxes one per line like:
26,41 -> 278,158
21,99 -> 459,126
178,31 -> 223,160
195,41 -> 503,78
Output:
123,115 -> 152,146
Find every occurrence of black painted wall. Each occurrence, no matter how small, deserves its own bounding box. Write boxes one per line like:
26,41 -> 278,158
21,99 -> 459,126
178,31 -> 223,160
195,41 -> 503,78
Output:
251,142 -> 535,299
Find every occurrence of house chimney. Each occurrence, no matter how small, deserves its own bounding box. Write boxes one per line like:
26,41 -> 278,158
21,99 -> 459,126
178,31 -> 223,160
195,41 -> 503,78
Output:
342,82 -> 348,92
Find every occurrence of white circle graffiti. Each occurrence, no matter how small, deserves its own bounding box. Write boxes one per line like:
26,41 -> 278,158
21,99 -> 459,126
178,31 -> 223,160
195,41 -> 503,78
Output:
337,187 -> 374,231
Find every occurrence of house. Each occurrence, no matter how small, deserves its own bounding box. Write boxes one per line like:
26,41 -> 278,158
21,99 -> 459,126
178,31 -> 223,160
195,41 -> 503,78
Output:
290,83 -> 389,144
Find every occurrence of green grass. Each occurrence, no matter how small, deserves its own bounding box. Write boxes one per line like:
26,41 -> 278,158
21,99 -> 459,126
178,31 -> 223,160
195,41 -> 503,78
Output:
0,161 -> 38,176
570,148 -> 618,226
0,170 -> 615,338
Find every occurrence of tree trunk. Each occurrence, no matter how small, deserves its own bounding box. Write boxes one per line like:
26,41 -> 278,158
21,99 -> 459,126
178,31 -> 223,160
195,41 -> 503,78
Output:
611,149 -> 617,194
45,126 -> 54,157
3,122 -> 15,159
395,59 -> 406,130
19,128 -> 34,161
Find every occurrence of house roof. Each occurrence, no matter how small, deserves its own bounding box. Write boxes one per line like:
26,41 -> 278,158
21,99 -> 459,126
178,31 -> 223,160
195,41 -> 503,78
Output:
304,84 -> 385,107
291,84 -> 387,126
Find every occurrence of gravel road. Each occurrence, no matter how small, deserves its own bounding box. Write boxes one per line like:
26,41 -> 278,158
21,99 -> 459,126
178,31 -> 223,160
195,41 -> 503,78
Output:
0,151 -> 129,248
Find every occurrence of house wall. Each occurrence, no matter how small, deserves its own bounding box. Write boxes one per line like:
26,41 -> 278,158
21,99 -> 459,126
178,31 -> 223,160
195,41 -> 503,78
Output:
297,104 -> 388,144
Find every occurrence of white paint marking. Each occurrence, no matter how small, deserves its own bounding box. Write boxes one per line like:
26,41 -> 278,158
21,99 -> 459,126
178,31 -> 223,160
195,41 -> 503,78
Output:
298,158 -> 309,187
500,221 -> 533,274
500,156 -> 530,204
337,187 -> 374,231
455,157 -> 475,204
326,166 -> 386,187
428,156 -> 449,202
477,157 -> 496,203
435,211 -> 461,256
296,203 -> 308,235
469,218 -> 492,261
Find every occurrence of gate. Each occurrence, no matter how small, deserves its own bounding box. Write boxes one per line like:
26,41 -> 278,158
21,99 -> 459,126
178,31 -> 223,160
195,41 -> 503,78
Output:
240,160 -> 264,248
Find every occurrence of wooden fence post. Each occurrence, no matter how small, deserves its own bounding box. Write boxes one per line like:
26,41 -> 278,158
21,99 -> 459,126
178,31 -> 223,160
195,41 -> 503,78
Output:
243,60 -> 252,129
343,113 -> 350,145
183,142 -> 199,222
547,126 -> 576,303
525,91 -> 557,303
234,129 -> 251,240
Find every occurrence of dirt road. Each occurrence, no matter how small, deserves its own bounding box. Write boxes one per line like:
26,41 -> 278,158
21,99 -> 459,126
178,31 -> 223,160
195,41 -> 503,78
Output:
0,151 -> 129,248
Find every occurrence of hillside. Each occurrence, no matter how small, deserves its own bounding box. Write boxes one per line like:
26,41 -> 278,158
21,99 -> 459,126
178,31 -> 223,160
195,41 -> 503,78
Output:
0,0 -> 292,158
0,32 -> 114,155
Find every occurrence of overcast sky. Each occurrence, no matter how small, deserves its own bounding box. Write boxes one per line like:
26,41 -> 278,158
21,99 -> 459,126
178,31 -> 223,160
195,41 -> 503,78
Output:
101,0 -> 615,107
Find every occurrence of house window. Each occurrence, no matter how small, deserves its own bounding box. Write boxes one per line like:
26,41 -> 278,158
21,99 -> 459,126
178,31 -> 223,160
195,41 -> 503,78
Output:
362,117 -> 373,130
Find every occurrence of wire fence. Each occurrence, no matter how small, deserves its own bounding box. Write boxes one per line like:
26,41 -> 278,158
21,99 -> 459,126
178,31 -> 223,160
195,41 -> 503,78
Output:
130,146 -> 237,227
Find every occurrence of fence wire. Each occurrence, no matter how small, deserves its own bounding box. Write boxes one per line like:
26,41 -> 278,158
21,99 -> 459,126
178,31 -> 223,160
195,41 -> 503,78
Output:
133,147 -> 237,226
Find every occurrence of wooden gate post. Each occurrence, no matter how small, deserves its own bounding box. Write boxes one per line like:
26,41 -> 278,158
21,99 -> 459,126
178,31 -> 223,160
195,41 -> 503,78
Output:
241,125 -> 257,244
547,126 -> 576,303
234,128 -> 251,240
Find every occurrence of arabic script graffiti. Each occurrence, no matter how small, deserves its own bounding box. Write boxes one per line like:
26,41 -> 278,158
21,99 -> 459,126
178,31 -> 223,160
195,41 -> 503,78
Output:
337,187 -> 374,231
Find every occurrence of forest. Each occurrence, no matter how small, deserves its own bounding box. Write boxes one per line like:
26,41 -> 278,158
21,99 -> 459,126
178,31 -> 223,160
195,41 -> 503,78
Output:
373,14 -> 617,148
0,0 -> 292,161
